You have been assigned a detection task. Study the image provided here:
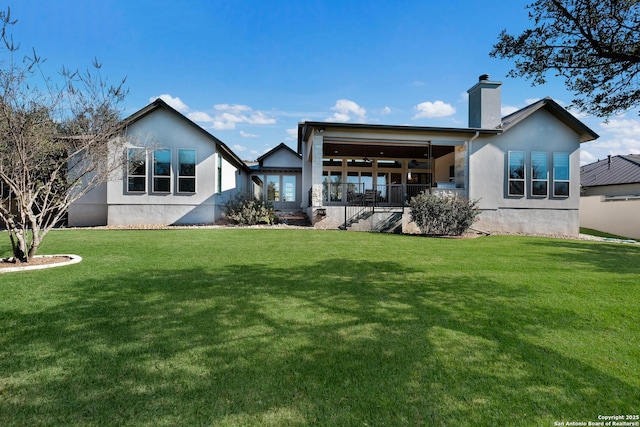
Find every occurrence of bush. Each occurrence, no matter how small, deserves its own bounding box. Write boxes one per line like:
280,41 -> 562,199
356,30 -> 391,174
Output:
409,192 -> 479,236
222,193 -> 276,225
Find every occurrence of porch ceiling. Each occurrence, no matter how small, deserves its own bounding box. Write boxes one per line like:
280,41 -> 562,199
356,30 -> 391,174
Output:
322,142 -> 454,159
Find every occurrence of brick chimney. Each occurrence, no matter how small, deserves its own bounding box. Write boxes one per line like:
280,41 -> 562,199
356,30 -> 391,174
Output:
467,74 -> 502,129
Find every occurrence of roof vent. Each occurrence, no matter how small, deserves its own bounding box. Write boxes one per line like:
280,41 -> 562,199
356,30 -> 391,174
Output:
479,74 -> 490,81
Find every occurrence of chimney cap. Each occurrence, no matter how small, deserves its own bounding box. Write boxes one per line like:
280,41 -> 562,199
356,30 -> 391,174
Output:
479,74 -> 490,81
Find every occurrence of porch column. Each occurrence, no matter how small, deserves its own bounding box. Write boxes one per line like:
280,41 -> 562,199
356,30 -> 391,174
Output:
311,132 -> 324,207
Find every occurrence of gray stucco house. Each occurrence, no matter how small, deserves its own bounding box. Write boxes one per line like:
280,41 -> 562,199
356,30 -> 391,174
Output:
69,75 -> 598,237
298,75 -> 598,236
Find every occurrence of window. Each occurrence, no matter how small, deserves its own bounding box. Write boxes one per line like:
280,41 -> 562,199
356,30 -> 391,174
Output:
553,152 -> 570,197
153,149 -> 171,193
508,151 -> 525,196
178,149 -> 196,193
266,175 -> 280,201
127,148 -> 146,192
283,176 -> 296,202
531,152 -> 548,197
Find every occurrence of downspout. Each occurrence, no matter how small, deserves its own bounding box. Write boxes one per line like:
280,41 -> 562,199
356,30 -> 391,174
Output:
466,131 -> 480,200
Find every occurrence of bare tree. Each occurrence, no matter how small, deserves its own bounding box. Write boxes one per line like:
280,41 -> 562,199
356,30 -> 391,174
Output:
491,0 -> 640,117
0,8 -> 129,263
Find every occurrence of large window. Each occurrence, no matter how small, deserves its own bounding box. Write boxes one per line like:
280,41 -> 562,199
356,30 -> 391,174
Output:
127,148 -> 146,192
553,152 -> 570,197
508,151 -> 525,196
178,149 -> 196,193
531,152 -> 548,197
153,149 -> 171,193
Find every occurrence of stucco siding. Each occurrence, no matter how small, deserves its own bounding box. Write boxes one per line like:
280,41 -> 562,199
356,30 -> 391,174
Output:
476,208 -> 579,236
261,147 -> 301,169
582,183 -> 640,197
580,195 -> 640,239
467,109 -> 581,234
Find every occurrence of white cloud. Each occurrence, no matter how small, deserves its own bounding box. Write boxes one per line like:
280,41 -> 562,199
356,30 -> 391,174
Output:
232,144 -> 247,152
187,111 -> 215,122
214,103 -> 252,113
327,99 -> 366,122
186,103 -> 276,130
286,127 -> 298,140
151,94 -> 189,113
501,105 -> 519,116
412,100 -> 456,119
381,106 -> 391,115
582,117 -> 640,161
239,131 -> 258,138
580,150 -> 597,166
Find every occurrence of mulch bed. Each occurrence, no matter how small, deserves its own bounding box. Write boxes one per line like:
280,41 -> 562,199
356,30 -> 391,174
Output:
0,256 -> 72,269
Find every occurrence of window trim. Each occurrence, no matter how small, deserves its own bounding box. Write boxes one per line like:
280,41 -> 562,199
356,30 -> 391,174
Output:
507,151 -> 526,197
127,147 -> 147,193
552,152 -> 570,198
152,148 -> 172,193
177,149 -> 196,194
530,151 -> 549,197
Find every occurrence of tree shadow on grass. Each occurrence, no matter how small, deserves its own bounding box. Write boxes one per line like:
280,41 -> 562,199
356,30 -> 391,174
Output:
1,258 -> 638,426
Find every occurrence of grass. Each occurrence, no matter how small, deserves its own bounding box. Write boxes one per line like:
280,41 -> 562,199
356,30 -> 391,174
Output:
1,229 -> 639,426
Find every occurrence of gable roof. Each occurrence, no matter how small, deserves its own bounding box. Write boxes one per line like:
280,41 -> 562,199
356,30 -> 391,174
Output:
501,97 -> 599,143
256,142 -> 301,163
123,98 -> 250,172
581,154 -> 640,187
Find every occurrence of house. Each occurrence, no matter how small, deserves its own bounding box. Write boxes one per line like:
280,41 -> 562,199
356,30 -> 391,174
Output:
580,154 -> 640,239
249,143 -> 302,212
297,75 -> 599,236
69,75 -> 599,236
68,99 -> 249,227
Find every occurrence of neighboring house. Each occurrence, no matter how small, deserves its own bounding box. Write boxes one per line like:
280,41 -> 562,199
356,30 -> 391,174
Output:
580,154 -> 640,238
68,99 -> 249,227
249,143 -> 302,212
297,75 -> 598,236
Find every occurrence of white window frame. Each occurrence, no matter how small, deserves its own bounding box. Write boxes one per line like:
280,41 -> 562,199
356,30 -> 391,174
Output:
507,151 -> 526,197
530,151 -> 549,197
127,147 -> 147,193
153,148 -> 172,193
553,152 -> 570,197
177,149 -> 196,193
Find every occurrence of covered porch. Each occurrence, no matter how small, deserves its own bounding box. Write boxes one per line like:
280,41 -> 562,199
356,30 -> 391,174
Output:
318,140 -> 465,209
297,122 -> 479,229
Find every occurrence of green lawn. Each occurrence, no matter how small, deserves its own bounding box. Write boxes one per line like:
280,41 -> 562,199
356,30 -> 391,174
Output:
1,229 -> 639,426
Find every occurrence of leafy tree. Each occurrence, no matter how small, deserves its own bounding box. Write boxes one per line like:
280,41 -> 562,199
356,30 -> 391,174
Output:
490,0 -> 640,117
0,8 -> 129,263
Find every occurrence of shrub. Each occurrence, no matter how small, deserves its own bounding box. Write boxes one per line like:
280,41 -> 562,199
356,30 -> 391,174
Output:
409,192 -> 479,236
222,193 -> 276,225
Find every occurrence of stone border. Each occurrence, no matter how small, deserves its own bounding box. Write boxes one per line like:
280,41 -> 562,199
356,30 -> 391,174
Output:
0,254 -> 83,274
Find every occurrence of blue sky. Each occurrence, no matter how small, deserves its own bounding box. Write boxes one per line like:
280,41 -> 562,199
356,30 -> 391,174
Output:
8,0 -> 640,163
